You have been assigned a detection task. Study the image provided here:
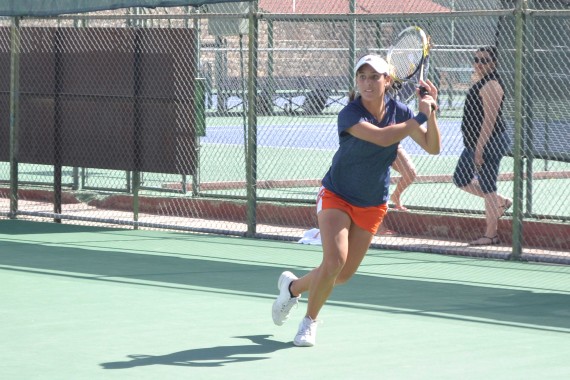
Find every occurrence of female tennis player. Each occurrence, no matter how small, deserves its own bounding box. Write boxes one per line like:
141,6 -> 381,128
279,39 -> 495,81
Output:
271,54 -> 441,346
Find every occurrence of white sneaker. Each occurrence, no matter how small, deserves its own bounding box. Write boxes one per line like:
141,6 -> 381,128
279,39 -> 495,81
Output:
272,271 -> 300,326
293,316 -> 318,347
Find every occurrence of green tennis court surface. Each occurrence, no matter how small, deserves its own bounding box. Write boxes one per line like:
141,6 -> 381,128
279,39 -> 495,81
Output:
1,220 -> 569,380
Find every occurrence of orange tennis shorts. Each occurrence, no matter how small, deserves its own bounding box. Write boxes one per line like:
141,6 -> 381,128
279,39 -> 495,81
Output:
316,187 -> 388,235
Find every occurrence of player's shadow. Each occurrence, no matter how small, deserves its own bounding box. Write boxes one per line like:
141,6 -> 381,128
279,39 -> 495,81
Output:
100,335 -> 291,369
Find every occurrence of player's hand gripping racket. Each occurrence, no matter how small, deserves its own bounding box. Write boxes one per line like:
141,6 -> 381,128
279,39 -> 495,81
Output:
387,26 -> 432,102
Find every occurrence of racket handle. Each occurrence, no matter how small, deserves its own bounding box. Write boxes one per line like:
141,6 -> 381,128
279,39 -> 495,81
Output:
419,86 -> 436,111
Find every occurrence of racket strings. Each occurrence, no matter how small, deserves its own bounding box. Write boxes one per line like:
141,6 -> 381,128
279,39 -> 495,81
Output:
390,32 -> 424,80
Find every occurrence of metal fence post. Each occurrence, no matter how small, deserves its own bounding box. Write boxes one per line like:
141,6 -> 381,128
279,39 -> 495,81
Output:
246,0 -> 259,237
349,0 -> 357,86
8,17 -> 21,220
193,77 -> 206,196
523,4 -> 535,218
510,0 -> 527,260
192,8 -> 203,196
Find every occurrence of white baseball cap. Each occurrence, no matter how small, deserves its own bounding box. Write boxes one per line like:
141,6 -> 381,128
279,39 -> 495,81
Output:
354,54 -> 390,75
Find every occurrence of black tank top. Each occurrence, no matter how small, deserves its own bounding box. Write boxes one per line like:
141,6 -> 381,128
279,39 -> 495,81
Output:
461,72 -> 505,150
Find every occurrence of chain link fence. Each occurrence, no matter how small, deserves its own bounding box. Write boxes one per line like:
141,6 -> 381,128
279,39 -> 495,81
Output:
1,0 -> 569,263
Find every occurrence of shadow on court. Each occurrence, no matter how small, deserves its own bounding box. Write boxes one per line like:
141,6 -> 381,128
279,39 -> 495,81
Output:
100,335 -> 292,369
1,237 -> 569,332
0,219 -> 118,235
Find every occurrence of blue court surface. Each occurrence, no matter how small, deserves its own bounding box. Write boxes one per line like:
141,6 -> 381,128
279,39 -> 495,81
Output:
203,116 -> 465,155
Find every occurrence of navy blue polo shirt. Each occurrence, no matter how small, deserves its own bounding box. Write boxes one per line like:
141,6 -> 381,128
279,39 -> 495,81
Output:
321,96 -> 414,207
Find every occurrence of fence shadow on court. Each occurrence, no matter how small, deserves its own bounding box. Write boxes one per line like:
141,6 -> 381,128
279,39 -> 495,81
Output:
1,236 -> 569,333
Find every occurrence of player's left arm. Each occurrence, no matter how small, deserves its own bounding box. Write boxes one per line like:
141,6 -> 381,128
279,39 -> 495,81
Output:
409,79 -> 441,155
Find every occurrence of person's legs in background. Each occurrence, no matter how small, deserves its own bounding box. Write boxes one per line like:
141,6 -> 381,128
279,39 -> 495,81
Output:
453,148 -> 511,245
472,148 -> 511,244
390,146 -> 417,210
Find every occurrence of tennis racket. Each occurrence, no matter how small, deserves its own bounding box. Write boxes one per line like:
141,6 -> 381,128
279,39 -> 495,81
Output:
386,26 -> 431,102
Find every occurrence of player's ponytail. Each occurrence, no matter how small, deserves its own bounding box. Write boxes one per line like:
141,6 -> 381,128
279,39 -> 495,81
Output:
348,89 -> 359,102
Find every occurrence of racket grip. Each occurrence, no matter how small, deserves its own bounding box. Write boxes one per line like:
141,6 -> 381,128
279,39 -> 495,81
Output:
419,86 -> 436,111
